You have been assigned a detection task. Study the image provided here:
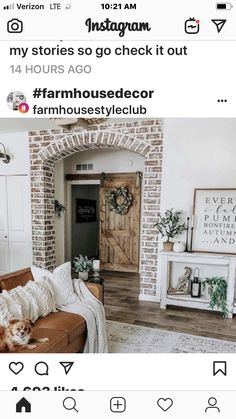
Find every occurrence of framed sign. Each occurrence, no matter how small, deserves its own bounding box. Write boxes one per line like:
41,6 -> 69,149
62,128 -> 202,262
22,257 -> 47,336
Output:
76,199 -> 97,223
192,188 -> 236,254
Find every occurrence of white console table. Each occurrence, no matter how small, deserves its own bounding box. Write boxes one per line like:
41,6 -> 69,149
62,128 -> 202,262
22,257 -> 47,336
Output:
160,252 -> 236,319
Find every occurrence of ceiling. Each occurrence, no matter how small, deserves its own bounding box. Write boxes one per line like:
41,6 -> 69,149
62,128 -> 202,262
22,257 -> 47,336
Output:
0,118 -> 59,133
0,118 -> 137,134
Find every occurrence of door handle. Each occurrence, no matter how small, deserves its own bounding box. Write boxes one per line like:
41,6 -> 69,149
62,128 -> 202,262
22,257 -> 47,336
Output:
100,219 -> 104,234
4,236 -> 8,239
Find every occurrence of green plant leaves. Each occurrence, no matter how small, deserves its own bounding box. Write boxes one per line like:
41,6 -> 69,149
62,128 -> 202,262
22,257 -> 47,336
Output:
73,255 -> 93,273
203,276 -> 228,319
106,186 -> 133,215
154,209 -> 186,241
54,199 -> 66,219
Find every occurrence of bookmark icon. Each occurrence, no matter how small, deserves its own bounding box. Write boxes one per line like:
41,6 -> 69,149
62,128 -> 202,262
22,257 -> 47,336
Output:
213,361 -> 227,376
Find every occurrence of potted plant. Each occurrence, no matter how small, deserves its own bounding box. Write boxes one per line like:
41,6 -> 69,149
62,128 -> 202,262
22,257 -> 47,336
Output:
54,199 -> 66,219
154,209 -> 186,252
73,255 -> 93,281
203,276 -> 228,319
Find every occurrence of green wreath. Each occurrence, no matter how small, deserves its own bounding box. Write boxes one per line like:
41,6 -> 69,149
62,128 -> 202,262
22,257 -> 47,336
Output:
106,186 -> 133,215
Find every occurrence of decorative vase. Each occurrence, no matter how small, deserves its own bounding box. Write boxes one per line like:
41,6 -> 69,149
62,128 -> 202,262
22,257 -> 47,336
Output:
78,271 -> 89,281
173,241 -> 185,253
163,242 -> 174,252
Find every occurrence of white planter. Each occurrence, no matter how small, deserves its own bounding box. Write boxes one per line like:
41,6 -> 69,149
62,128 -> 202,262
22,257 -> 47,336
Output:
78,271 -> 89,281
173,242 -> 185,253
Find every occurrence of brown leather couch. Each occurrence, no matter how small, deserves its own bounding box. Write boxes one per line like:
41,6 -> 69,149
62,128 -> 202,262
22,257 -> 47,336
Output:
0,268 -> 103,353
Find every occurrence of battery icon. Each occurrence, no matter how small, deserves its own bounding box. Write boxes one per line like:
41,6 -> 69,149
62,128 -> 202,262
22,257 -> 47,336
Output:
216,3 -> 233,9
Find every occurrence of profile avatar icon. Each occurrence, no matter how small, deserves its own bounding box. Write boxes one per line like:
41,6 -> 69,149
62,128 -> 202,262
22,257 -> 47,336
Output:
7,91 -> 26,111
205,397 -> 220,413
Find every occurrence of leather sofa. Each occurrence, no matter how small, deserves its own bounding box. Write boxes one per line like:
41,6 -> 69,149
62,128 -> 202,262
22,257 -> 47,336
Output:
0,268 -> 104,353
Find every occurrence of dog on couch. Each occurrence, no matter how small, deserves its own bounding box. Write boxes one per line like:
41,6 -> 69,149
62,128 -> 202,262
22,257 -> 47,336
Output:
0,319 -> 49,352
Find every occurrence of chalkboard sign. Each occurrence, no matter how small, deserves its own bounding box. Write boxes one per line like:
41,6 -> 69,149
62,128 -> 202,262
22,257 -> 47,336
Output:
192,188 -> 236,254
76,199 -> 97,223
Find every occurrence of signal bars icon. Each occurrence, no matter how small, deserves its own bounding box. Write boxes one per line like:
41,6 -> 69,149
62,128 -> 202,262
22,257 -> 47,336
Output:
3,3 -> 14,9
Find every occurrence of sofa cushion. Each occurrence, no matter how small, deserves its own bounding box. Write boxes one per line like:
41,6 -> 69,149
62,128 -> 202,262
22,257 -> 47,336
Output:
65,332 -> 87,353
13,327 -> 68,353
35,312 -> 86,343
0,279 -> 56,327
0,268 -> 33,291
31,262 -> 77,306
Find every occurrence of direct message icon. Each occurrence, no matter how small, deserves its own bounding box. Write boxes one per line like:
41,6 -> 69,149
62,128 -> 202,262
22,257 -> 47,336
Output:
212,19 -> 227,33
213,361 -> 227,376
59,362 -> 74,375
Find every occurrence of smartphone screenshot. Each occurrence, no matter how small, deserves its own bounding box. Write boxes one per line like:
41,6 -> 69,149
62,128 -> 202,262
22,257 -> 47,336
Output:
0,0 -> 235,417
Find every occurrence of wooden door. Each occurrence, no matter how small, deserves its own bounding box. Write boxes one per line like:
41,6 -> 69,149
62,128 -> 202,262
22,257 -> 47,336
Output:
99,173 -> 141,273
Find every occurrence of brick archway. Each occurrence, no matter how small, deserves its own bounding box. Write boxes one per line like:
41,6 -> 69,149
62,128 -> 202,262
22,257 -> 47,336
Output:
29,120 -> 163,299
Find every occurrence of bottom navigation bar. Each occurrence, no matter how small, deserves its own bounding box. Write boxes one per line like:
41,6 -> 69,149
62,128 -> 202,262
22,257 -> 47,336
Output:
1,390 -> 236,418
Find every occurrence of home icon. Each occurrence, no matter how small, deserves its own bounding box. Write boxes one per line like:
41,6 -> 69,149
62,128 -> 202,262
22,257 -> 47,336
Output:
16,397 -> 31,413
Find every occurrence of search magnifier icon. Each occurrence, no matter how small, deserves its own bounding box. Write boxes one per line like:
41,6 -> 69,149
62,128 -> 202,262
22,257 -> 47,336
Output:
63,397 -> 78,413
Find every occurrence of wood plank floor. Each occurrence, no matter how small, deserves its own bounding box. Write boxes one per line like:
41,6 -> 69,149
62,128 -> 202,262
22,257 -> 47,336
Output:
102,270 -> 236,342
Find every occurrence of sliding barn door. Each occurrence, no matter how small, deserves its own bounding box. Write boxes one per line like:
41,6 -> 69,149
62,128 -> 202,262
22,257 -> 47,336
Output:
99,173 -> 141,273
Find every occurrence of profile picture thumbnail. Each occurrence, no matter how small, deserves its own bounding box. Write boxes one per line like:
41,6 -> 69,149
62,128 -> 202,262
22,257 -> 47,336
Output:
6,91 -> 28,112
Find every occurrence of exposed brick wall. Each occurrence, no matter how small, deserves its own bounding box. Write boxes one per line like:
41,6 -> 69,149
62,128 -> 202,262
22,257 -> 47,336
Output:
29,119 -> 163,298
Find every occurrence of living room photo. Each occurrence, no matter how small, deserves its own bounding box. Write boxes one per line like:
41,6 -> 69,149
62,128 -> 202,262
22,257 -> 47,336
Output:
1,117 -> 236,353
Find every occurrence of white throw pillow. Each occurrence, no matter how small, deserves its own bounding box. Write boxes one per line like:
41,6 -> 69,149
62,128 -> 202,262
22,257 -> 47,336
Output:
0,278 -> 57,327
31,262 -> 77,306
25,279 -> 57,318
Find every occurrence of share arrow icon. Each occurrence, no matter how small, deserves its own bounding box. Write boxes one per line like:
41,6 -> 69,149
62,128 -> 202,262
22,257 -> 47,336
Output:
212,19 -> 227,33
60,362 -> 74,375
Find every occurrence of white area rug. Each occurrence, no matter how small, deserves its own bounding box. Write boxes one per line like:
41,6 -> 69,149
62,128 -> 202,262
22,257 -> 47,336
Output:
107,321 -> 236,353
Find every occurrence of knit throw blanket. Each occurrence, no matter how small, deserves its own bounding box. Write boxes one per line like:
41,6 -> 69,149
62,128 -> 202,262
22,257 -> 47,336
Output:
59,278 -> 108,353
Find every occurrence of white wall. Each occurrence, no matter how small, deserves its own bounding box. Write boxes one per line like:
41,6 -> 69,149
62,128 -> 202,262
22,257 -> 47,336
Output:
64,149 -> 145,174
156,118 -> 236,299
0,132 -> 30,175
161,118 -> 236,212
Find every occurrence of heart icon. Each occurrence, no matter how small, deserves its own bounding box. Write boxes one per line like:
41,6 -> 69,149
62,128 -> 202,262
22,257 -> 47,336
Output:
157,398 -> 173,412
9,362 -> 24,375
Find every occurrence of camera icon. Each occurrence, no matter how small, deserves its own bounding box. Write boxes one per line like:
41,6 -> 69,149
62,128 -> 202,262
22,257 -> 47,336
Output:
7,18 -> 23,33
